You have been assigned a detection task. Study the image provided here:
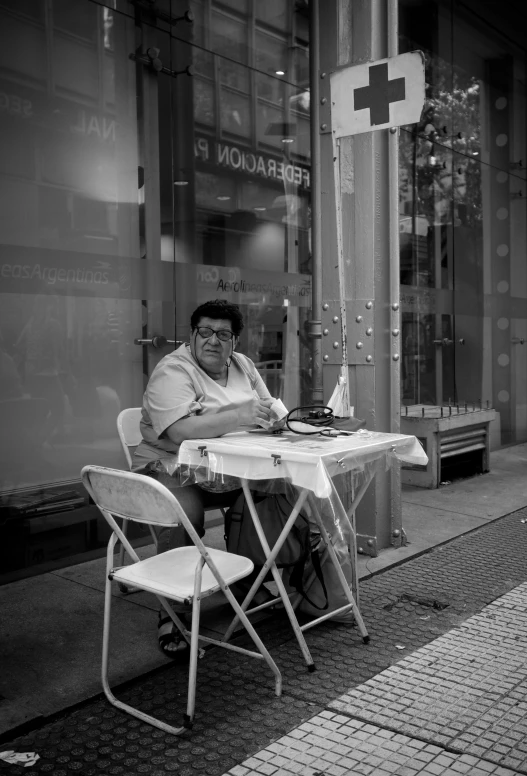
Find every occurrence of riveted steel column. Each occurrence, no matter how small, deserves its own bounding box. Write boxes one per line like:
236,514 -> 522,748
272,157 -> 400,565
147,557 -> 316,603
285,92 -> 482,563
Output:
309,0 -> 324,405
388,0 -> 402,543
319,0 -> 402,554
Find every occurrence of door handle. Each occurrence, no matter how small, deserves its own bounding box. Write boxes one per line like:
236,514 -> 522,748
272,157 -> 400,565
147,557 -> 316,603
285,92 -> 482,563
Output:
433,338 -> 453,346
511,337 -> 525,345
134,335 -> 180,349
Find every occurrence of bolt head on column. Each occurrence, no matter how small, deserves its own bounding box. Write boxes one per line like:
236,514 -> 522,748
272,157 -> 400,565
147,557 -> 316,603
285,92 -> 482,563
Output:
392,529 -> 401,538
392,329 -> 400,337
392,353 -> 400,361
366,327 -> 373,336
323,355 -> 329,362
322,303 -> 329,311
333,342 -> 339,349
365,301 -> 373,309
356,342 -> 363,349
355,315 -> 363,323
323,328 -> 329,336
366,355 -> 373,363
332,316 -> 339,323
391,303 -> 399,311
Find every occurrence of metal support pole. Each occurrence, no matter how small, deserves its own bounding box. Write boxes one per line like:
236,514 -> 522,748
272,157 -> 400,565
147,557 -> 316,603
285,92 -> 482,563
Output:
309,0 -> 324,405
388,0 -> 400,433
388,0 -> 403,546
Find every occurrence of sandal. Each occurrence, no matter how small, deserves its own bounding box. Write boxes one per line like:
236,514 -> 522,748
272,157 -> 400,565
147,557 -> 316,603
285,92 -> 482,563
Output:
158,612 -> 191,660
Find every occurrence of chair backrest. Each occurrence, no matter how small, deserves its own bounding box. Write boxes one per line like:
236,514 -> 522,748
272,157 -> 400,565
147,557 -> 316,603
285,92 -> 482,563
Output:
117,407 -> 143,469
82,465 -> 188,529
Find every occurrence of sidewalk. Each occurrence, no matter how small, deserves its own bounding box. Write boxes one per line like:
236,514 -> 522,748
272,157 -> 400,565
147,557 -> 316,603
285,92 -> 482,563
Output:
229,582 -> 527,776
0,444 -> 526,771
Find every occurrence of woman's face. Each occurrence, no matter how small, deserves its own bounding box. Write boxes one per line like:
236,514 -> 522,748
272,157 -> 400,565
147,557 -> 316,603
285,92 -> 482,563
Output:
190,316 -> 236,374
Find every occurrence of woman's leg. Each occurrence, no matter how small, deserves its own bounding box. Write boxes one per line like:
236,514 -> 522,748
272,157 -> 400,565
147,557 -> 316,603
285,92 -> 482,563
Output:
154,477 -> 208,553
149,476 -> 241,657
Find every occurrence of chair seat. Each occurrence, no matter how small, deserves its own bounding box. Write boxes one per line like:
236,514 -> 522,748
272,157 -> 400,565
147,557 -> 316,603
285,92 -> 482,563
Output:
113,546 -> 254,601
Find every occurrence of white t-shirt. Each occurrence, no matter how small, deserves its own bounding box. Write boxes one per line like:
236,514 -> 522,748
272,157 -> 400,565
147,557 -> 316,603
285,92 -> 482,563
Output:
132,343 -> 272,470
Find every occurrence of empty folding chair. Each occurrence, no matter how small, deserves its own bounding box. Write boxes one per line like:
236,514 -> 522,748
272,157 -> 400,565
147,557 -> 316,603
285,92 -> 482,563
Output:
81,465 -> 282,735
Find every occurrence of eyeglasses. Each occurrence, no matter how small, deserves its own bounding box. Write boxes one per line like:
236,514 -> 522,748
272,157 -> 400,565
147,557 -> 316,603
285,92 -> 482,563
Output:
195,326 -> 234,342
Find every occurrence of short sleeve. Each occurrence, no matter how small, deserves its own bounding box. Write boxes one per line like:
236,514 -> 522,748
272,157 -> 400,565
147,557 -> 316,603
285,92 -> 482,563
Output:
145,361 -> 202,438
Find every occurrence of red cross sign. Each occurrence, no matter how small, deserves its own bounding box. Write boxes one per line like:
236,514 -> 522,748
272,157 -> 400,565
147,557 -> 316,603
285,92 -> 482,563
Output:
330,52 -> 425,138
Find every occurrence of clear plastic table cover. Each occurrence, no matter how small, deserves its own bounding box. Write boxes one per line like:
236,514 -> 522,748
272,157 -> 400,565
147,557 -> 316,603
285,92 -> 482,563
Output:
148,430 -> 428,562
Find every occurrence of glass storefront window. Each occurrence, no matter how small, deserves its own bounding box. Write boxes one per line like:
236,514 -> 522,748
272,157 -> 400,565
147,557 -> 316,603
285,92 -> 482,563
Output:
211,11 -> 248,88
255,0 -> 289,31
399,0 -> 527,447
0,0 -> 312,581
0,0 -> 311,584
255,30 -> 288,103
53,0 -> 98,40
219,84 -> 251,137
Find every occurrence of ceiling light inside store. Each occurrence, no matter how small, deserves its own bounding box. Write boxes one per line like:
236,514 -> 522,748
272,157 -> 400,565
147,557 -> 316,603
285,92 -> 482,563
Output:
174,180 -> 189,186
254,207 -> 266,211
275,70 -> 285,76
217,195 -> 231,201
281,137 -> 294,144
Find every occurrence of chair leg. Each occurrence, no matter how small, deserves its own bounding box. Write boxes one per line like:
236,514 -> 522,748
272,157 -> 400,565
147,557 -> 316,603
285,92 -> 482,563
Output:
118,522 -> 158,596
185,593 -> 203,729
222,586 -> 282,697
117,519 -> 133,594
118,518 -> 129,567
148,524 -> 159,550
101,537 -> 187,736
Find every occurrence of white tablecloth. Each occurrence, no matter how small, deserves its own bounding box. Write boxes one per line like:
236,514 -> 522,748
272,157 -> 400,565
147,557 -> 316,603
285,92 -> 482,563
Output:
178,430 -> 427,499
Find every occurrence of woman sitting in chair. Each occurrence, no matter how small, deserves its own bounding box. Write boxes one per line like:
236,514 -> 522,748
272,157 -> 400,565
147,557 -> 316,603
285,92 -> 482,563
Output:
133,299 -> 279,658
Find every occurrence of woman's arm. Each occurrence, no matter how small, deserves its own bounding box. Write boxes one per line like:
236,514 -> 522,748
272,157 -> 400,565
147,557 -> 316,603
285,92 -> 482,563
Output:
164,397 -> 273,445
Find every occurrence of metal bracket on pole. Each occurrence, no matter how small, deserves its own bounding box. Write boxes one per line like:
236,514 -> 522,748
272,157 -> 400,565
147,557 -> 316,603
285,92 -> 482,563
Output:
321,301 -> 343,365
321,301 -> 374,366
345,301 -> 375,365
319,69 -> 332,134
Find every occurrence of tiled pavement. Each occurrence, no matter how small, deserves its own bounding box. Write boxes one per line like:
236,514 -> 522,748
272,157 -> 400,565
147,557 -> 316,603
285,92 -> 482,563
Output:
2,508 -> 527,775
227,714 -> 522,776
226,584 -> 527,775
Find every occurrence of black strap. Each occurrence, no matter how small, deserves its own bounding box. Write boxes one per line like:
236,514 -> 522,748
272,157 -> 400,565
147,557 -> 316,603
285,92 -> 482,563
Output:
290,547 -> 329,611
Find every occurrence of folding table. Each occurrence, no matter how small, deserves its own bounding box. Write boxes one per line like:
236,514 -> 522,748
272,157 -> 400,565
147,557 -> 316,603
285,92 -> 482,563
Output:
178,429 -> 428,671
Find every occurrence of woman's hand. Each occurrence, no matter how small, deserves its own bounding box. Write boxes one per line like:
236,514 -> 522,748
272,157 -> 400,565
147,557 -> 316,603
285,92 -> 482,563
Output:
239,396 -> 274,427
267,416 -> 286,432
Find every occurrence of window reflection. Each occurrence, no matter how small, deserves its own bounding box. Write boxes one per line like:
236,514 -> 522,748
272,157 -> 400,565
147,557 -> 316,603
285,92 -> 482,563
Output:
176,0 -> 311,409
0,0 -> 312,577
399,0 -> 526,443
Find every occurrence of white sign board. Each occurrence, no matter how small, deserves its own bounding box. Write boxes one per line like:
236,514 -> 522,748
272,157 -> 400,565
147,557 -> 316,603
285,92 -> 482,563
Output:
330,51 -> 426,138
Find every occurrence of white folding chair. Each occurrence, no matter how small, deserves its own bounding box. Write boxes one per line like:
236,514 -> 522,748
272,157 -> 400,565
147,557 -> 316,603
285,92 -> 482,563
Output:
117,407 -> 143,471
116,408 -> 229,579
116,408 -> 158,584
81,465 -> 282,735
